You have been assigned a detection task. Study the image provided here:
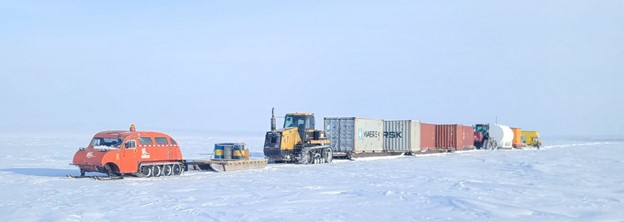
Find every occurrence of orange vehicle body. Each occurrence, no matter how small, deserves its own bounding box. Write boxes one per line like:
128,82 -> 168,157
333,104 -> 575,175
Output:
511,127 -> 525,148
72,130 -> 184,176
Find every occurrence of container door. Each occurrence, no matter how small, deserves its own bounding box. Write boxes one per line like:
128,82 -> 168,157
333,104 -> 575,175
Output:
325,118 -> 356,153
342,118 -> 355,152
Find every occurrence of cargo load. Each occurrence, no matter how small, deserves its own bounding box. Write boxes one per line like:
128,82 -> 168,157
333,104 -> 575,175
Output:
433,124 -> 475,151
419,123 -> 437,152
383,120 -> 421,153
461,125 -> 475,150
435,124 -> 463,151
490,124 -> 514,149
511,127 -> 524,148
324,117 -> 384,157
190,143 -> 267,172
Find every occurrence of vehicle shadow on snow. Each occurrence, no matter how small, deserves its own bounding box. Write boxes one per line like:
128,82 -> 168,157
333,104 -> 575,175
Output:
0,168 -> 77,177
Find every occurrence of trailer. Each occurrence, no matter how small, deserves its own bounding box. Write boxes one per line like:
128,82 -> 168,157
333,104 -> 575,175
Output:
187,143 -> 268,172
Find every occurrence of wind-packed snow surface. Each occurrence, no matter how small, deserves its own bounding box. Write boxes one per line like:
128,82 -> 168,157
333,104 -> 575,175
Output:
0,135 -> 623,221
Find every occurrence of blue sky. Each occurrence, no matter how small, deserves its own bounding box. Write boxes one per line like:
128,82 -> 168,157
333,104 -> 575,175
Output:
1,1 -> 622,136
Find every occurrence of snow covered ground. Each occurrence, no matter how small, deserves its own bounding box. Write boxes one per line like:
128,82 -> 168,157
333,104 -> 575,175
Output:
0,134 -> 623,221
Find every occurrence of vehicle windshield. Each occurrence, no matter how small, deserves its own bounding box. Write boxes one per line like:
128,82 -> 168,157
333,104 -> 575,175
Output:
91,137 -> 123,147
283,116 -> 309,129
475,125 -> 488,132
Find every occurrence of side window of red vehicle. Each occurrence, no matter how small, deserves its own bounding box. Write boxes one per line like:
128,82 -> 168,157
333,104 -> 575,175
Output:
139,137 -> 153,146
155,137 -> 169,145
125,140 -> 136,149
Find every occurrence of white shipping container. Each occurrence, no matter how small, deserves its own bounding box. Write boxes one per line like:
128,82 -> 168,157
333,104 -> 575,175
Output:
324,117 -> 384,153
383,120 -> 421,153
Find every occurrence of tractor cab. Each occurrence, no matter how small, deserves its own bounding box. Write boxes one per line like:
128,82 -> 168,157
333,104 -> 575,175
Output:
474,124 -> 490,149
283,113 -> 315,131
283,113 -> 316,143
475,124 -> 489,134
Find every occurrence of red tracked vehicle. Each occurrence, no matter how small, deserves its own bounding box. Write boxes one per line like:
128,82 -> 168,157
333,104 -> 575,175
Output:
71,125 -> 184,178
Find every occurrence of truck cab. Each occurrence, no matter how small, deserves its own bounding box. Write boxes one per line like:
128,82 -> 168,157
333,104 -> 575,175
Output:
283,113 -> 317,142
521,131 -> 542,148
473,124 -> 490,149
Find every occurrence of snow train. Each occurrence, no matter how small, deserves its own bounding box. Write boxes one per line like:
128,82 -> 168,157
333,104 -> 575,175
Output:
70,118 -> 541,179
261,110 -> 541,165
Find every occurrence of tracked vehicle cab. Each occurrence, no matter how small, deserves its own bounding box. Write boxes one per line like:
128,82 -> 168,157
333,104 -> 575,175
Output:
284,113 -> 317,143
283,113 -> 315,131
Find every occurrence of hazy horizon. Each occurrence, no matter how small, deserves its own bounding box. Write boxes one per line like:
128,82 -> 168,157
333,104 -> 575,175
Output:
1,1 -> 622,137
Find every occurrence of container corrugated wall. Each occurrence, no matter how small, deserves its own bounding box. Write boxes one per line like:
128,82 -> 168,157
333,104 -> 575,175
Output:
419,123 -> 436,152
324,117 -> 384,153
383,120 -> 420,153
435,124 -> 462,150
324,117 -> 354,153
461,126 -> 474,150
434,124 -> 475,150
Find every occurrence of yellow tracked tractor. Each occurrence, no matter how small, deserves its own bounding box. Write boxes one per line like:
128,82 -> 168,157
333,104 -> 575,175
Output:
263,108 -> 333,164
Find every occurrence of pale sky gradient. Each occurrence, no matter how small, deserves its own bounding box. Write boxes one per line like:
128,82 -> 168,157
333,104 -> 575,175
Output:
1,1 -> 622,137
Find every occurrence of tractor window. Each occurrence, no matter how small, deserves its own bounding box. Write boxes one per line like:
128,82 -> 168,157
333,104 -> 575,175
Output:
91,137 -> 123,147
475,125 -> 488,133
125,140 -> 136,149
284,116 -> 296,128
139,137 -> 153,145
284,115 -> 313,129
155,137 -> 169,145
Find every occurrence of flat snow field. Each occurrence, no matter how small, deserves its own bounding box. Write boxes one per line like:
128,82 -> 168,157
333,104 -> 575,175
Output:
0,135 -> 623,222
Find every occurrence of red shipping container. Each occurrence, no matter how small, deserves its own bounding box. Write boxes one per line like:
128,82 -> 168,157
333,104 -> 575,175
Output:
435,124 -> 463,150
419,123 -> 436,152
461,125 -> 475,150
